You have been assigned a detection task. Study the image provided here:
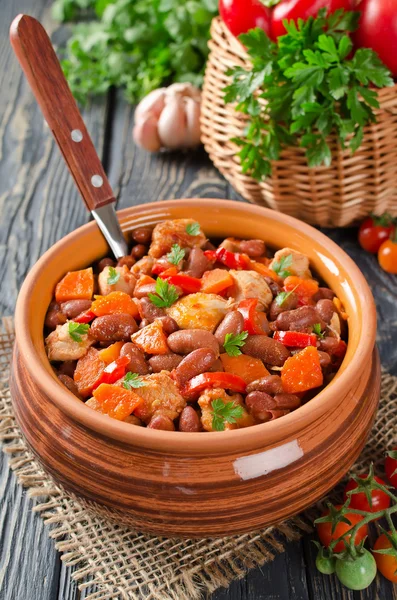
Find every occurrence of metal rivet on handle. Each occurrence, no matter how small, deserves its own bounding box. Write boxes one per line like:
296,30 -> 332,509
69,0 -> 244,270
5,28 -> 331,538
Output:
91,174 -> 104,188
71,129 -> 83,142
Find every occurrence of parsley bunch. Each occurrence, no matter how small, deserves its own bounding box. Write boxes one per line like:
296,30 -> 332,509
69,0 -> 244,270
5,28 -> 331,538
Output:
52,0 -> 218,103
224,9 -> 394,179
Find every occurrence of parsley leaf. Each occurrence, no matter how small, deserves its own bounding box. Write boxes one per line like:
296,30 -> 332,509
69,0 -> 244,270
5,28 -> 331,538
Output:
107,266 -> 120,285
148,277 -> 179,308
271,254 -> 293,278
275,291 -> 291,307
123,372 -> 146,390
185,222 -> 200,236
68,321 -> 90,342
313,323 -> 325,338
223,331 -> 249,357
211,399 -> 244,432
166,244 -> 185,266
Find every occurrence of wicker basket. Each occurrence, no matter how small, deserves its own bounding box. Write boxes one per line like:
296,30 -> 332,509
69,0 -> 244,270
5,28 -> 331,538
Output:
201,17 -> 397,227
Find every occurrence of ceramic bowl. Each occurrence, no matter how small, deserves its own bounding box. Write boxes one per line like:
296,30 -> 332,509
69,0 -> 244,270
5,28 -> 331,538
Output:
11,199 -> 380,537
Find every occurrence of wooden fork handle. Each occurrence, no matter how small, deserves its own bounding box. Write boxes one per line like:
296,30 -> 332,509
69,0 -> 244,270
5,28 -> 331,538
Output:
10,14 -> 115,212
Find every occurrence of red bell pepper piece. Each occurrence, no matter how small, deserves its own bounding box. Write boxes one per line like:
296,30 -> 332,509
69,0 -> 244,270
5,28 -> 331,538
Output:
273,331 -> 317,348
92,355 -> 130,390
237,298 -> 268,335
204,248 -> 251,270
74,309 -> 96,324
182,372 -> 247,399
203,250 -> 217,261
160,273 -> 201,293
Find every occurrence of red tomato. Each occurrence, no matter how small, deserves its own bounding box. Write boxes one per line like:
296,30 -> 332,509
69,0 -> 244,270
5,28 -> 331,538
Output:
316,505 -> 368,552
354,0 -> 397,78
219,0 -> 271,38
378,236 -> 397,275
271,0 -> 353,39
373,532 -> 397,583
385,448 -> 397,488
343,475 -> 391,513
358,214 -> 395,254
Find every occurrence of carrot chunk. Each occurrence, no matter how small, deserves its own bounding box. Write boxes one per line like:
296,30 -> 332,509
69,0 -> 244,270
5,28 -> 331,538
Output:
55,268 -> 94,303
74,347 -> 106,398
201,269 -> 234,294
281,346 -> 323,394
91,291 -> 139,318
98,341 -> 124,365
283,276 -> 319,304
220,353 -> 269,384
251,262 -> 283,284
92,384 -> 143,421
131,321 -> 169,355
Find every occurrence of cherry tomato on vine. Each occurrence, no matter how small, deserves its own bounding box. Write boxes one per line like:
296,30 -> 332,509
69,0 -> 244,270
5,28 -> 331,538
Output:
378,231 -> 397,274
219,0 -> 272,38
358,214 -> 395,254
316,505 -> 368,552
271,0 -> 353,40
335,549 -> 377,590
343,475 -> 391,513
385,448 -> 397,488
373,532 -> 397,583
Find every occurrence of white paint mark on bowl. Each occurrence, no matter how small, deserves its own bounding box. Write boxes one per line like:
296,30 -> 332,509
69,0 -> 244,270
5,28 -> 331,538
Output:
233,439 -> 304,481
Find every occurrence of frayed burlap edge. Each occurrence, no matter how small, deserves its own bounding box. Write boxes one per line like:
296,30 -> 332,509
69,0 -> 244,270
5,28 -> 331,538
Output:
1,316 -> 396,600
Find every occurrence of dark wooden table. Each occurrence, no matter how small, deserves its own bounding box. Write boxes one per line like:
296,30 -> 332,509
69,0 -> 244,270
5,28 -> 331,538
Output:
1,1 -> 397,598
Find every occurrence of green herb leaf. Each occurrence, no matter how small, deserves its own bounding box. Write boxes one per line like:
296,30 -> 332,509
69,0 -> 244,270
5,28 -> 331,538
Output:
211,399 -> 244,432
107,266 -> 120,285
185,222 -> 201,236
148,277 -> 179,308
166,244 -> 185,266
275,291 -> 290,307
223,331 -> 249,357
313,323 -> 325,338
271,254 -> 293,278
68,321 -> 90,342
123,372 -> 146,390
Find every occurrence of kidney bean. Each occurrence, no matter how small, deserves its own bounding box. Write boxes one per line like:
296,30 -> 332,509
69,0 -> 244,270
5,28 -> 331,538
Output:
174,348 -> 217,387
58,360 -> 77,378
274,393 -> 301,410
90,314 -> 138,342
239,239 -> 266,258
97,257 -> 115,271
319,336 -> 341,355
275,306 -> 326,332
242,335 -> 290,366
185,248 -> 212,278
313,287 -> 335,302
179,406 -> 201,432
245,391 -> 276,421
61,299 -> 92,319
318,351 -> 331,368
209,358 -> 224,372
148,414 -> 175,431
131,244 -> 148,260
139,297 -> 165,321
45,301 -> 67,329
58,374 -> 82,399
120,342 -> 149,375
167,330 -> 220,356
158,316 -> 179,334
202,240 -> 216,251
264,277 -> 282,298
133,283 -> 157,299
214,311 -> 244,347
315,299 -> 335,324
269,292 -> 298,321
246,375 -> 283,396
149,353 -> 183,373
117,255 -> 135,269
132,226 -> 153,245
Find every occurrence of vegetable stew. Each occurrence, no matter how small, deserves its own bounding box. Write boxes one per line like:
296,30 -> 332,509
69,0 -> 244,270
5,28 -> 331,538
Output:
44,219 -> 347,432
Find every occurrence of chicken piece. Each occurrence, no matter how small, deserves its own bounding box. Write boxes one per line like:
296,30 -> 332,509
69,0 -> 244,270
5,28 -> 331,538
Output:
269,248 -> 312,280
148,219 -> 206,258
228,270 -> 273,310
328,312 -> 341,337
133,371 -> 186,424
166,292 -> 229,332
198,388 -> 255,432
219,237 -> 240,252
131,256 -> 154,277
45,321 -> 94,362
98,265 -> 137,297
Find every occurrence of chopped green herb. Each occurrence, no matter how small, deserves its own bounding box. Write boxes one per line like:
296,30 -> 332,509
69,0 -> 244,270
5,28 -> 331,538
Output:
148,277 -> 179,309
223,331 -> 249,357
313,323 -> 325,338
68,321 -> 90,342
107,266 -> 120,285
271,254 -> 293,279
123,372 -> 146,390
166,244 -> 185,266
275,282 -> 300,306
185,222 -> 200,236
211,398 -> 244,432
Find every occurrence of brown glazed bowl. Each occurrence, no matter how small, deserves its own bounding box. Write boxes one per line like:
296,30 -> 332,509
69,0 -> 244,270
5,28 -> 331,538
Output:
11,199 -> 380,538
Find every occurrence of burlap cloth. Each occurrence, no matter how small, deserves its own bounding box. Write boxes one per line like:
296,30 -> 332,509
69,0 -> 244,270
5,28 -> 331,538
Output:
1,316 -> 396,600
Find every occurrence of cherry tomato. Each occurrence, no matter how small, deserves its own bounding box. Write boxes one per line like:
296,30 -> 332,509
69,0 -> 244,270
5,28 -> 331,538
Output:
378,233 -> 397,274
316,553 -> 336,574
335,549 -> 377,590
219,0 -> 272,38
373,532 -> 397,583
271,0 -> 353,39
316,505 -> 368,552
385,447 -> 397,488
358,214 -> 395,254
343,475 -> 390,513
354,0 -> 397,78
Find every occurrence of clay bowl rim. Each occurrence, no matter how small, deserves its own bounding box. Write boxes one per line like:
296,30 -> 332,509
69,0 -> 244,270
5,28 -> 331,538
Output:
14,198 -> 376,454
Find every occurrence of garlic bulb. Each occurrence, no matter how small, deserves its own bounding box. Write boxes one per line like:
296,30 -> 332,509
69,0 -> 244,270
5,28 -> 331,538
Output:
133,83 -> 201,152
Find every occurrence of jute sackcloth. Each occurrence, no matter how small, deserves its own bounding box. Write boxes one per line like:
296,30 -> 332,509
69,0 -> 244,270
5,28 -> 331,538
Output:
1,317 -> 396,600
